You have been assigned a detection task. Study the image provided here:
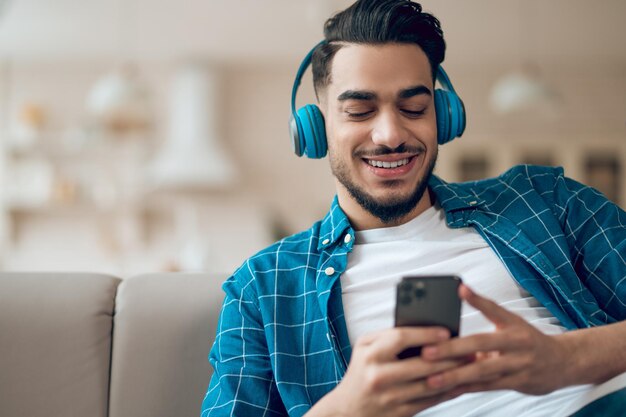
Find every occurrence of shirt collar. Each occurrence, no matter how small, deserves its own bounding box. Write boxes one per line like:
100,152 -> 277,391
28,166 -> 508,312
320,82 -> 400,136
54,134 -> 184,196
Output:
318,196 -> 353,251
428,175 -> 485,212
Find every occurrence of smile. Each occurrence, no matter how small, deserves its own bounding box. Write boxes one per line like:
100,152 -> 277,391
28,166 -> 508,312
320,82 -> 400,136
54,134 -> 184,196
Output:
366,158 -> 411,169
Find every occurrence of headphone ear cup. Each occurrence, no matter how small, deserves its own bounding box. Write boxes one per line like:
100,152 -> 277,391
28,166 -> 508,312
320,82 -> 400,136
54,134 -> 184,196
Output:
446,90 -> 465,143
435,89 -> 466,145
296,104 -> 327,159
289,112 -> 306,157
434,89 -> 450,145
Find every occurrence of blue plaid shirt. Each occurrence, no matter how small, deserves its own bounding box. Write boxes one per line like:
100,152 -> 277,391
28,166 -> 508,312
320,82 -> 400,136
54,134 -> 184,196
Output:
201,165 -> 626,417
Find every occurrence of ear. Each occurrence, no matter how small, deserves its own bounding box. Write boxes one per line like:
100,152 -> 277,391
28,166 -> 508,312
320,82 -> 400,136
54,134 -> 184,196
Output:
318,95 -> 328,119
316,87 -> 327,107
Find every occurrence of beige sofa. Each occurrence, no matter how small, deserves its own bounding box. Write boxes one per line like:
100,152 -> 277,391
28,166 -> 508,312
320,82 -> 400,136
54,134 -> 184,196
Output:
0,272 -> 226,417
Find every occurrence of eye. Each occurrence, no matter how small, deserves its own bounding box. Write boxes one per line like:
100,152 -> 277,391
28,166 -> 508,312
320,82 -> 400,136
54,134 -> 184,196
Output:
402,109 -> 425,118
345,110 -> 374,120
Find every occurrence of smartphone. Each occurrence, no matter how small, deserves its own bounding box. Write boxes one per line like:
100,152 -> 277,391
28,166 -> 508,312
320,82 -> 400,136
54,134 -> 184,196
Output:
394,275 -> 462,359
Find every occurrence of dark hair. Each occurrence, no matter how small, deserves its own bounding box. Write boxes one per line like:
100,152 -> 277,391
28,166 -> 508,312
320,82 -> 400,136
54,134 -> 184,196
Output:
311,0 -> 446,99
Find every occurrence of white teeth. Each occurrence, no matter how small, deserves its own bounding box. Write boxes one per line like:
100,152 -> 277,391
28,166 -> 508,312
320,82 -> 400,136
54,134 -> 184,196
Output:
367,158 -> 409,169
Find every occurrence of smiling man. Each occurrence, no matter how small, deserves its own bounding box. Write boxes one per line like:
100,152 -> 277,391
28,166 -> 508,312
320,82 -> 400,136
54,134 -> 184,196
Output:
200,1 -> 626,416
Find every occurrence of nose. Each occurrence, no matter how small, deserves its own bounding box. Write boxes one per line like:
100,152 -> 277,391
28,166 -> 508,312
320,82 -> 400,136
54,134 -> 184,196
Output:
370,110 -> 410,150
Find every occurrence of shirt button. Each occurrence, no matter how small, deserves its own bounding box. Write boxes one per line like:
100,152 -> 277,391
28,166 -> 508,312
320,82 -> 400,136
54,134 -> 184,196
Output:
322,238 -> 330,245
324,267 -> 335,276
344,234 -> 352,244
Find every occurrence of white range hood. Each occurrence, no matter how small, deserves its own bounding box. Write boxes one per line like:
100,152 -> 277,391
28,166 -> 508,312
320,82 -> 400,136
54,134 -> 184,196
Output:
149,63 -> 237,190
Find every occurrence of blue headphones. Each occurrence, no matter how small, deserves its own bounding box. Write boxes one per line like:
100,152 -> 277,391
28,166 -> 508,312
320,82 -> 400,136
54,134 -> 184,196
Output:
289,42 -> 466,159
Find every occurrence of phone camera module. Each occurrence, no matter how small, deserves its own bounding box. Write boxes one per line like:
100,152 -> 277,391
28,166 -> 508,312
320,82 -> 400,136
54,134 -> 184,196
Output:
400,282 -> 412,293
399,295 -> 412,305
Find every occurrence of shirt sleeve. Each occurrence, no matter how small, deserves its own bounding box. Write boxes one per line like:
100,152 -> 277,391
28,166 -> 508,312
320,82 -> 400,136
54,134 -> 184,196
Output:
554,172 -> 626,321
201,269 -> 288,417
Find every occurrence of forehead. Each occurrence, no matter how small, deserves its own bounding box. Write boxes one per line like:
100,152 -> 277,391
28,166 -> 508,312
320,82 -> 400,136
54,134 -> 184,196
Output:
328,43 -> 433,99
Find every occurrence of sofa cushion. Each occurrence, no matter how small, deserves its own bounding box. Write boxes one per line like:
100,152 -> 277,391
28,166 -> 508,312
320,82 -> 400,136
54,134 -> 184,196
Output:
0,272 -> 120,417
108,272 -> 225,417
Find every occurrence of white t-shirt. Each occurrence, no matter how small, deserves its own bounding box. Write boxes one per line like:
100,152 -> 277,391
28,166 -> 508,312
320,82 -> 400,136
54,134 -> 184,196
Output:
340,204 -> 626,416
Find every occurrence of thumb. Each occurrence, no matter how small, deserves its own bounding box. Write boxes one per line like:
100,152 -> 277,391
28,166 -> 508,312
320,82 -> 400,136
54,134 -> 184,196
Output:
460,284 -> 521,328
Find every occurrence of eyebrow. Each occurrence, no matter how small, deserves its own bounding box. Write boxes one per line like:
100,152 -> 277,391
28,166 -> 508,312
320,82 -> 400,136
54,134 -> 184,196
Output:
398,85 -> 432,99
337,85 -> 432,102
337,90 -> 376,102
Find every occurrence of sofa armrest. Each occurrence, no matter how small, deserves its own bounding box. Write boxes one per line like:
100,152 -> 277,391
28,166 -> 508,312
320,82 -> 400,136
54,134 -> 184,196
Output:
0,272 -> 121,417
108,272 -> 226,417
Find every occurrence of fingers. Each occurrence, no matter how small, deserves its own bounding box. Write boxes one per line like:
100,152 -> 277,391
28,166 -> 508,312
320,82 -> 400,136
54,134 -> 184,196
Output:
385,377 -> 453,405
423,284 -> 529,359
422,330 -> 519,361
399,388 -> 464,416
368,376 -> 465,413
459,285 -> 522,328
443,372 -> 528,396
362,327 -> 451,362
379,356 -> 463,386
426,353 -> 529,391
353,341 -> 468,396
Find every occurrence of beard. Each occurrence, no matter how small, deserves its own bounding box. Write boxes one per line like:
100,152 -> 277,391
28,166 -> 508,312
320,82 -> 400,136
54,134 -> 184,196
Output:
330,145 -> 438,225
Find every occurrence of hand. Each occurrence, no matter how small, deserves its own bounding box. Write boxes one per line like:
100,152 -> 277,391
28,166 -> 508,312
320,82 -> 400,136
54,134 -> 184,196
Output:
421,285 -> 574,396
308,327 -> 466,417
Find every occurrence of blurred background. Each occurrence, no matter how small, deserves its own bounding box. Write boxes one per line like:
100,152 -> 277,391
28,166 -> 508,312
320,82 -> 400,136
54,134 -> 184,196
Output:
0,0 -> 624,277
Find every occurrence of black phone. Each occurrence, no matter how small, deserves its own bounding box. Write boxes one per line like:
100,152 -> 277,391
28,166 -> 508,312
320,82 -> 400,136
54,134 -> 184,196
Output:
394,275 -> 462,359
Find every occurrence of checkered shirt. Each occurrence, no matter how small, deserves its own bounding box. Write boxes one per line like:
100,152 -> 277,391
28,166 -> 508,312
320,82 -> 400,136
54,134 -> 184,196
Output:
201,165 -> 626,416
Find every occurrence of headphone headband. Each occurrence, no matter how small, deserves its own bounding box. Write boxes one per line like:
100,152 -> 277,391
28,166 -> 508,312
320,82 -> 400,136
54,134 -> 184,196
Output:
291,41 -> 326,115
435,66 -> 456,93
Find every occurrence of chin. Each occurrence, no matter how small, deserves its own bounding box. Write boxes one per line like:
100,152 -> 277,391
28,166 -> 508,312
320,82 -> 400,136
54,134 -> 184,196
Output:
331,146 -> 438,224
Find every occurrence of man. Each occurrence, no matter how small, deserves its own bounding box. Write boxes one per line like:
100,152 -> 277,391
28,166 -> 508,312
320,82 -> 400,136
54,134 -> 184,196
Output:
201,1 -> 626,416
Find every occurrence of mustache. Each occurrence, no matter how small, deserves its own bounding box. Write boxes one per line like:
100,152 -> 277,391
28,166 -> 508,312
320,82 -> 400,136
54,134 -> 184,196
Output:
354,143 -> 425,158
